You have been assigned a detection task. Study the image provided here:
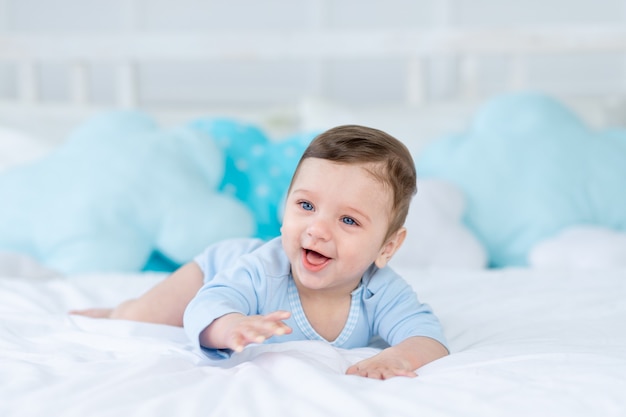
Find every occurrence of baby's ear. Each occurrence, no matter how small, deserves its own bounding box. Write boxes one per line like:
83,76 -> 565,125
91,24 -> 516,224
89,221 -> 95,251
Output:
374,227 -> 407,268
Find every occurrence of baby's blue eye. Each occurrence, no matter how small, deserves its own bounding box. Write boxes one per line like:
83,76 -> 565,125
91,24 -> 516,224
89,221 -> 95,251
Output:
342,217 -> 356,226
300,202 -> 314,211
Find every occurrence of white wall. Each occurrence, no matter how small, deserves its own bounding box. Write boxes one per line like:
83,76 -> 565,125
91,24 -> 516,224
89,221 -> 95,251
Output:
1,0 -> 626,108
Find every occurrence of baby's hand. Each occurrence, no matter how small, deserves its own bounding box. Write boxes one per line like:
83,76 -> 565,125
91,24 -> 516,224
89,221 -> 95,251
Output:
346,350 -> 417,380
346,336 -> 448,380
203,310 -> 292,353
69,307 -> 114,319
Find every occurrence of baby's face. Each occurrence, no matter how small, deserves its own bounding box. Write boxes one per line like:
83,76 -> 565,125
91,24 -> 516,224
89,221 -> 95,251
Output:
281,158 -> 394,295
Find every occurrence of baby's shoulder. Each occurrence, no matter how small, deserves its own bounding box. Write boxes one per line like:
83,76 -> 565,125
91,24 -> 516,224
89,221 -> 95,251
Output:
242,237 -> 291,280
362,265 -> 412,297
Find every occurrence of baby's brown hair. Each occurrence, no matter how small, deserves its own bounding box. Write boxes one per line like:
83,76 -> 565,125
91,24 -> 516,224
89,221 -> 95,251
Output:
289,124 -> 417,240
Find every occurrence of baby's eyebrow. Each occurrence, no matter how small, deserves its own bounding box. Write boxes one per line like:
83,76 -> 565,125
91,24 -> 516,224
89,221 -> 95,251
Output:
289,188 -> 316,199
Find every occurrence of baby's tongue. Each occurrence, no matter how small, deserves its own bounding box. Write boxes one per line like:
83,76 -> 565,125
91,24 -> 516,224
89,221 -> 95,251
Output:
306,250 -> 329,265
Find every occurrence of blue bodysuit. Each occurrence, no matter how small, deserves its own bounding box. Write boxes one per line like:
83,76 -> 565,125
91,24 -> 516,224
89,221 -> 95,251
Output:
183,237 -> 447,359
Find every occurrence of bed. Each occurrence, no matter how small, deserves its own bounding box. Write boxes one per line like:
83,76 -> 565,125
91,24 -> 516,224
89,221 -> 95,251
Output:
2,28 -> 626,417
2,259 -> 626,417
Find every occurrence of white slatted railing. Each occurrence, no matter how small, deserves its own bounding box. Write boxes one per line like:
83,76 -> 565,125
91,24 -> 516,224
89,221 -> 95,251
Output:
2,27 -> 626,108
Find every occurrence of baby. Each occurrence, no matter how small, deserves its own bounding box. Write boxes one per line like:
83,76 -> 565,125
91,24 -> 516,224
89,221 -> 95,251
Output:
73,124 -> 449,380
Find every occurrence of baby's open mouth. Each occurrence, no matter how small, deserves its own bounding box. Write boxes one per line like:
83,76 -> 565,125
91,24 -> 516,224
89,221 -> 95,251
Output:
303,249 -> 331,270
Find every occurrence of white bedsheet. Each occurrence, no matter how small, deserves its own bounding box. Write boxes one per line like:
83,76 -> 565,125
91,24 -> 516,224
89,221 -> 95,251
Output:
1,261 -> 625,417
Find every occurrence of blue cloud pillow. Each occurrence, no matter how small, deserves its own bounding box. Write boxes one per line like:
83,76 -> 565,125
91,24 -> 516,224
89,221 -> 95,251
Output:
0,111 -> 313,274
417,92 -> 626,267
188,119 -> 315,240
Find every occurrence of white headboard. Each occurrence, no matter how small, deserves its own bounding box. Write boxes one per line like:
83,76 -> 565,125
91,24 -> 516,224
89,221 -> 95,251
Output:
2,26 -> 626,148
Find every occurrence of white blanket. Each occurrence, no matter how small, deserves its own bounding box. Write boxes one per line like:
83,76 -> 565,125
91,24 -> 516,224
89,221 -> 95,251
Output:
2,261 -> 626,417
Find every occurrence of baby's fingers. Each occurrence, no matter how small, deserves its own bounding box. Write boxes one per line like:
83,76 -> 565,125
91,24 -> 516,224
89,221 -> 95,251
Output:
258,311 -> 292,338
228,327 -> 269,352
229,312 -> 292,351
346,364 -> 417,380
264,310 -> 291,322
263,310 -> 292,336
69,308 -> 113,319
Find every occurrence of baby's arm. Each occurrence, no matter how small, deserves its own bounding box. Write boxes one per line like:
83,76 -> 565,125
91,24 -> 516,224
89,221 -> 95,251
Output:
199,310 -> 292,353
70,262 -> 204,326
346,336 -> 448,380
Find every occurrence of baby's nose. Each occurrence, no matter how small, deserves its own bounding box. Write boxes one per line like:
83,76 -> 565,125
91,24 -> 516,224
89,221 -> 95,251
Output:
306,217 -> 332,241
